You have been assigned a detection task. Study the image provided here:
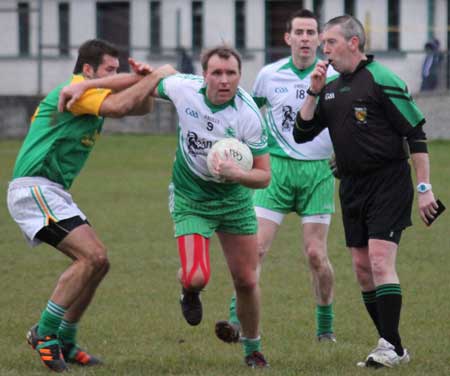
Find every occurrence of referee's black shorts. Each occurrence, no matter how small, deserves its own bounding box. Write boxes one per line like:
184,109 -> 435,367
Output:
339,159 -> 413,248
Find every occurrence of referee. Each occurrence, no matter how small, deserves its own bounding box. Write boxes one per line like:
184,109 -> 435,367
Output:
293,15 -> 438,368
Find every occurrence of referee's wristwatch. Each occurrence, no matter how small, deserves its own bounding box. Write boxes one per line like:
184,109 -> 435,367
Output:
306,87 -> 320,97
416,182 -> 432,193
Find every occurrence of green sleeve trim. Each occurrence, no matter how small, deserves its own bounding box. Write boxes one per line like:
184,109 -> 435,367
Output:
384,94 -> 424,127
157,79 -> 170,100
381,85 -> 412,101
325,74 -> 339,84
384,92 -> 411,101
250,146 -> 269,156
252,96 -> 266,108
366,62 -> 424,126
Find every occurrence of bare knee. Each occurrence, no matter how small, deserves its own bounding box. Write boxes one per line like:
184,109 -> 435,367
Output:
257,241 -> 268,262
305,244 -> 328,270
99,255 -> 110,276
369,253 -> 391,281
232,270 -> 258,293
353,258 -> 373,289
85,245 -> 109,274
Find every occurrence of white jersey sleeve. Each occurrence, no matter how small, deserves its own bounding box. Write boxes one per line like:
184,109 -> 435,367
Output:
235,88 -> 268,155
252,67 -> 270,108
157,73 -> 203,106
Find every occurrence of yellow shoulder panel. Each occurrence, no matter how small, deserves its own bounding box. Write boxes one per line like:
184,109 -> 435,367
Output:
69,75 -> 112,116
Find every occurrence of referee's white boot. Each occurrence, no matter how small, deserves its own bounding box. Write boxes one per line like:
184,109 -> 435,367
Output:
357,338 -> 410,368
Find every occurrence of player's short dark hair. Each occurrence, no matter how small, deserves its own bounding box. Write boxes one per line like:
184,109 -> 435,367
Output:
324,15 -> 366,52
286,9 -> 320,33
73,39 -> 119,74
200,46 -> 242,73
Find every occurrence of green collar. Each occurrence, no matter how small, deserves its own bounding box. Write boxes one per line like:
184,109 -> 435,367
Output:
278,57 -> 318,80
199,86 -> 237,113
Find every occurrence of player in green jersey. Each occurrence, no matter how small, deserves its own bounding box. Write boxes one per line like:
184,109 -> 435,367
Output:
7,39 -> 175,372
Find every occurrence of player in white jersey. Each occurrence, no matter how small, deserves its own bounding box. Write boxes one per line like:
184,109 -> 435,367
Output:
155,46 -> 271,368
56,46 -> 270,368
215,10 -> 338,344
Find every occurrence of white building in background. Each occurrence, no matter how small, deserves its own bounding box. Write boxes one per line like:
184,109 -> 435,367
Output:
0,0 -> 448,95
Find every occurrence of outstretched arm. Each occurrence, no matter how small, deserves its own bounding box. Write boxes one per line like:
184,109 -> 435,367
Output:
58,58 -> 154,112
99,64 -> 176,117
58,73 -> 140,112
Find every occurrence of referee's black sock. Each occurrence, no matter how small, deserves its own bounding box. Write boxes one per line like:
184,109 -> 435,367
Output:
362,290 -> 381,337
376,284 -> 404,356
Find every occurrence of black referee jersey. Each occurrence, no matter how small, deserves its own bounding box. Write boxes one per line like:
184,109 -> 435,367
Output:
293,55 -> 426,177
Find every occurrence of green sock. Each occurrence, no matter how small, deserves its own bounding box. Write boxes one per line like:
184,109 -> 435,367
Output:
229,294 -> 240,325
316,303 -> 334,336
58,320 -> 78,346
242,336 -> 261,357
37,300 -> 66,337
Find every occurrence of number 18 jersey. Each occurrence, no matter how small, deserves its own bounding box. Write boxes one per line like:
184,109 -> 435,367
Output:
252,57 -> 337,160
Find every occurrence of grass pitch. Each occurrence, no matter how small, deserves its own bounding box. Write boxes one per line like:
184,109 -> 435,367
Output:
0,135 -> 449,375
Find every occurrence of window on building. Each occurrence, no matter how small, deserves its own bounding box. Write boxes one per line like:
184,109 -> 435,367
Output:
235,1 -> 246,50
192,1 -> 203,52
427,0 -> 435,40
313,0 -> 324,25
150,1 -> 161,52
18,2 -> 30,56
265,1 -> 303,62
388,0 -> 400,50
97,2 -> 130,72
344,0 -> 355,16
59,2 -> 70,56
447,1 -> 450,88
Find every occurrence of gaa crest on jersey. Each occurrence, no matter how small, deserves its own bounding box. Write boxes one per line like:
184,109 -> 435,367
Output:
354,106 -> 367,125
281,105 -> 296,131
186,131 -> 212,156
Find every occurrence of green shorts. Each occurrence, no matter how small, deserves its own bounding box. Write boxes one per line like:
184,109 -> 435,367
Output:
169,183 -> 257,238
253,156 -> 335,217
